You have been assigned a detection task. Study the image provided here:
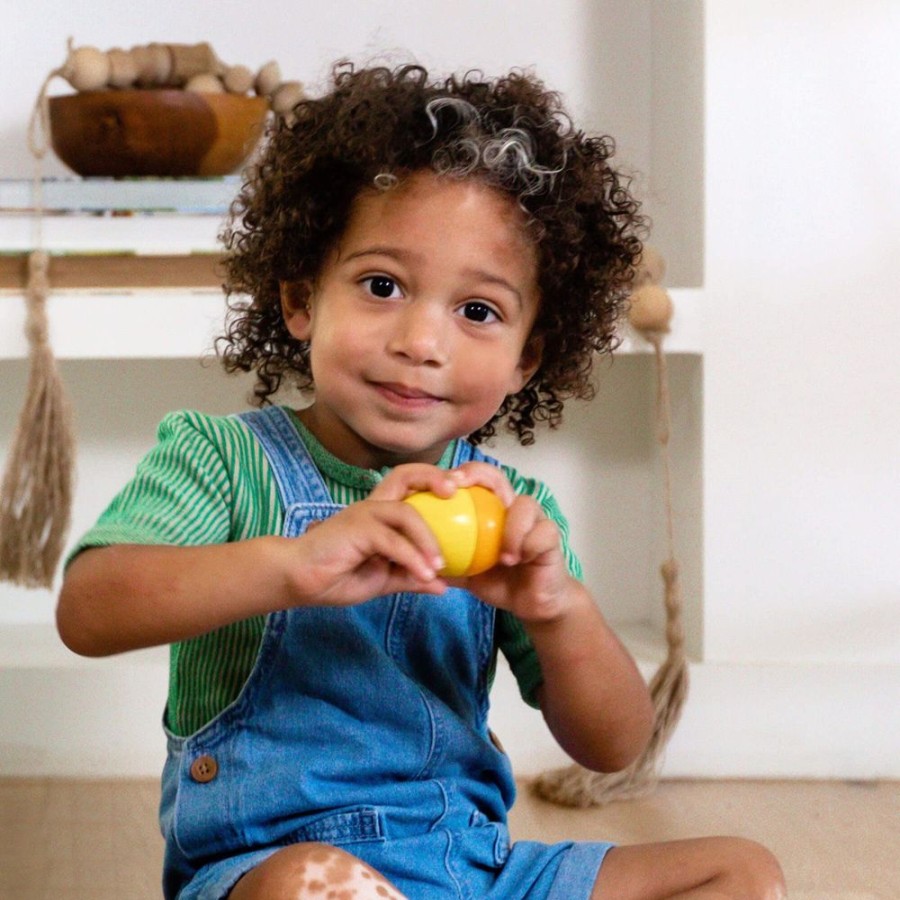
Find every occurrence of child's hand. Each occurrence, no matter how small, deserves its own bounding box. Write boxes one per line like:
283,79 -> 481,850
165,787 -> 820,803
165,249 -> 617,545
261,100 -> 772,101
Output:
452,493 -> 577,625
281,462 -> 513,607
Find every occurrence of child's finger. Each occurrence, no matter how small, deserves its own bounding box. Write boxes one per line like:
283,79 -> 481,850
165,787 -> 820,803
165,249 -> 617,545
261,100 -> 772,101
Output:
516,517 -> 563,565
361,500 -> 448,577
307,499 -> 446,583
364,527 -> 442,583
369,464 -> 459,501
446,461 -> 515,505
498,495 -> 558,565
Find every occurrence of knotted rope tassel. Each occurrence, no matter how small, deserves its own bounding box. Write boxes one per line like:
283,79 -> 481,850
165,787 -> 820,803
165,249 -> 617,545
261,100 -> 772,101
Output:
0,250 -> 76,587
532,251 -> 689,807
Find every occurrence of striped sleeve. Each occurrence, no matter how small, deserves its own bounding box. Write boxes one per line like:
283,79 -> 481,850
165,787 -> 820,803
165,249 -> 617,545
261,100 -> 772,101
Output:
68,410 -> 282,558
65,410 -> 282,737
492,465 -> 583,709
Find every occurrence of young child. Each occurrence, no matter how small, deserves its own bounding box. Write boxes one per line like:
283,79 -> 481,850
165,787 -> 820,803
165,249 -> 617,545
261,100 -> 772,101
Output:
58,63 -> 785,900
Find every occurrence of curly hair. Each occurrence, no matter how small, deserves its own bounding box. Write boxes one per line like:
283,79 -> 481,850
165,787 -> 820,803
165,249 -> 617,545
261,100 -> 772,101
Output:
219,61 -> 645,445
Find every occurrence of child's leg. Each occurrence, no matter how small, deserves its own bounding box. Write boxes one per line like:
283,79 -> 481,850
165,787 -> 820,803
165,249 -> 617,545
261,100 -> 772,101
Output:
592,836 -> 786,899
228,842 -> 408,900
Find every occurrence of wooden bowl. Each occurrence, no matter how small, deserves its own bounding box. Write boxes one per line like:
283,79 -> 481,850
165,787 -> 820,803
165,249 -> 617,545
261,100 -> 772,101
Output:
48,90 -> 269,177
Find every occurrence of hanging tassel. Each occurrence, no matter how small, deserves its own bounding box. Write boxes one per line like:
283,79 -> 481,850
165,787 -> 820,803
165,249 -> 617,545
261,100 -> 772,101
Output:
0,250 -> 76,588
532,248 -> 690,807
0,51 -> 78,589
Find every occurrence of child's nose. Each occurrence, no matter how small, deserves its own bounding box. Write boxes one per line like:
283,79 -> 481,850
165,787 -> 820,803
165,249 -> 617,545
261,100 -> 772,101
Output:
387,303 -> 448,365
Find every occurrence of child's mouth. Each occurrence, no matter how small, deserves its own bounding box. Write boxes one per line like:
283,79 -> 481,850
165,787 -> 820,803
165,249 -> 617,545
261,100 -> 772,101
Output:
374,382 -> 443,406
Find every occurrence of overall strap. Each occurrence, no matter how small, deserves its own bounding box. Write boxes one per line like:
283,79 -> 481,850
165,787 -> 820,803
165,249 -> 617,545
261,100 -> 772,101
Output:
237,412 -> 498,509
237,407 -> 333,508
450,438 -> 502,469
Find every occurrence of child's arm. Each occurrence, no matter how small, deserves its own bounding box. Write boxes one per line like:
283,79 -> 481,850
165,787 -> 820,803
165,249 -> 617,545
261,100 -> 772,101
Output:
526,581 -> 654,773
58,463 -> 479,657
59,538 -> 309,656
463,494 -> 655,774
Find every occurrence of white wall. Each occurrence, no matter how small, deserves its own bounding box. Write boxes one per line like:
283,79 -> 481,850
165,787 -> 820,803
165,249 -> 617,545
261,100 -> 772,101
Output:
702,1 -> 900,667
1,1 -> 898,780
0,0 -> 652,178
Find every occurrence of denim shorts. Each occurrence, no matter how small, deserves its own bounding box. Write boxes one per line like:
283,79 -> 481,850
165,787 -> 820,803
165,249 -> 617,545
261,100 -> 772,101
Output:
175,823 -> 614,899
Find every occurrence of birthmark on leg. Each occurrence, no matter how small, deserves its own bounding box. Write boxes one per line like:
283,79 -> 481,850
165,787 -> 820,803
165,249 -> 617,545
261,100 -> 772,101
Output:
282,845 -> 405,900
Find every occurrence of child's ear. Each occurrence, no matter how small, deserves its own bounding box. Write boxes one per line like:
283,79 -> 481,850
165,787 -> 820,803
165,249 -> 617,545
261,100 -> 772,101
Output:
509,333 -> 544,394
280,280 -> 313,340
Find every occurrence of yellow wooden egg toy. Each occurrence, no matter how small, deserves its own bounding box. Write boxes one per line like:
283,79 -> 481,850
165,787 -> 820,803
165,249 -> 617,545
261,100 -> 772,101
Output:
404,486 -> 506,577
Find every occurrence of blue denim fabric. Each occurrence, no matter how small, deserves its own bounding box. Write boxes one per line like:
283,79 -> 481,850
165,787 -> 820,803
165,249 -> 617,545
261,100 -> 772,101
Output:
160,406 -> 612,899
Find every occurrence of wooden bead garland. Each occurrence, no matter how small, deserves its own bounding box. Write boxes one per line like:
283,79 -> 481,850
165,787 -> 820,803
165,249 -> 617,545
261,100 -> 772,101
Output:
37,39 -> 306,121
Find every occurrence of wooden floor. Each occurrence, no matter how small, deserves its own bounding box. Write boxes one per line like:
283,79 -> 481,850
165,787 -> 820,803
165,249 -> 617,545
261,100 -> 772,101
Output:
1,777 -> 897,898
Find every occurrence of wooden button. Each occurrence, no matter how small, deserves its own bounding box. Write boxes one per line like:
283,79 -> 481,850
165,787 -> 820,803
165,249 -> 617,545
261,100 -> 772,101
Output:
189,754 -> 218,783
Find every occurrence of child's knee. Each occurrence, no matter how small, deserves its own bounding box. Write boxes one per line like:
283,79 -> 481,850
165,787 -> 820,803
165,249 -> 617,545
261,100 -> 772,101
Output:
229,842 -> 407,900
723,837 -> 787,899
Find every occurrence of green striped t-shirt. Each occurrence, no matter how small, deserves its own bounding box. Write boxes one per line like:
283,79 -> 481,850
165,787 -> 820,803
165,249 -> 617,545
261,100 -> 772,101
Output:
71,408 -> 583,737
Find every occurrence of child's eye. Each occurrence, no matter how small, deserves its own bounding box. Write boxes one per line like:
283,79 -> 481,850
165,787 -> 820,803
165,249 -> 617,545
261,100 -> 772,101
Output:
362,275 -> 403,299
460,301 -> 499,324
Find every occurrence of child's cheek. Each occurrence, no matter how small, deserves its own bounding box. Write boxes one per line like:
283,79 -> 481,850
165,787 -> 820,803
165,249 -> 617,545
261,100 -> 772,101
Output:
455,381 -> 514,435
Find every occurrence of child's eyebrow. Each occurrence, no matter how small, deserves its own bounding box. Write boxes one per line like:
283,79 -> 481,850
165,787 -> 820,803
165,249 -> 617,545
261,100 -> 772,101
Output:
342,246 -> 414,265
342,246 -> 526,307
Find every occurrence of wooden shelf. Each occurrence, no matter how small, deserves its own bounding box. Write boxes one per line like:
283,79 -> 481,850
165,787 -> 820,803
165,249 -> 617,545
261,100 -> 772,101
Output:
0,252 -> 222,291
0,177 -> 704,359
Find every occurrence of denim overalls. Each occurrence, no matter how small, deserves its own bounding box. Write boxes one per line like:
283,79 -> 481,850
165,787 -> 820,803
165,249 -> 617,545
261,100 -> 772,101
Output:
160,406 -> 612,900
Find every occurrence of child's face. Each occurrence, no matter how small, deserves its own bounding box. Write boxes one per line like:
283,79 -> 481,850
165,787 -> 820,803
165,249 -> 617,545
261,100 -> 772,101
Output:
281,170 -> 542,470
